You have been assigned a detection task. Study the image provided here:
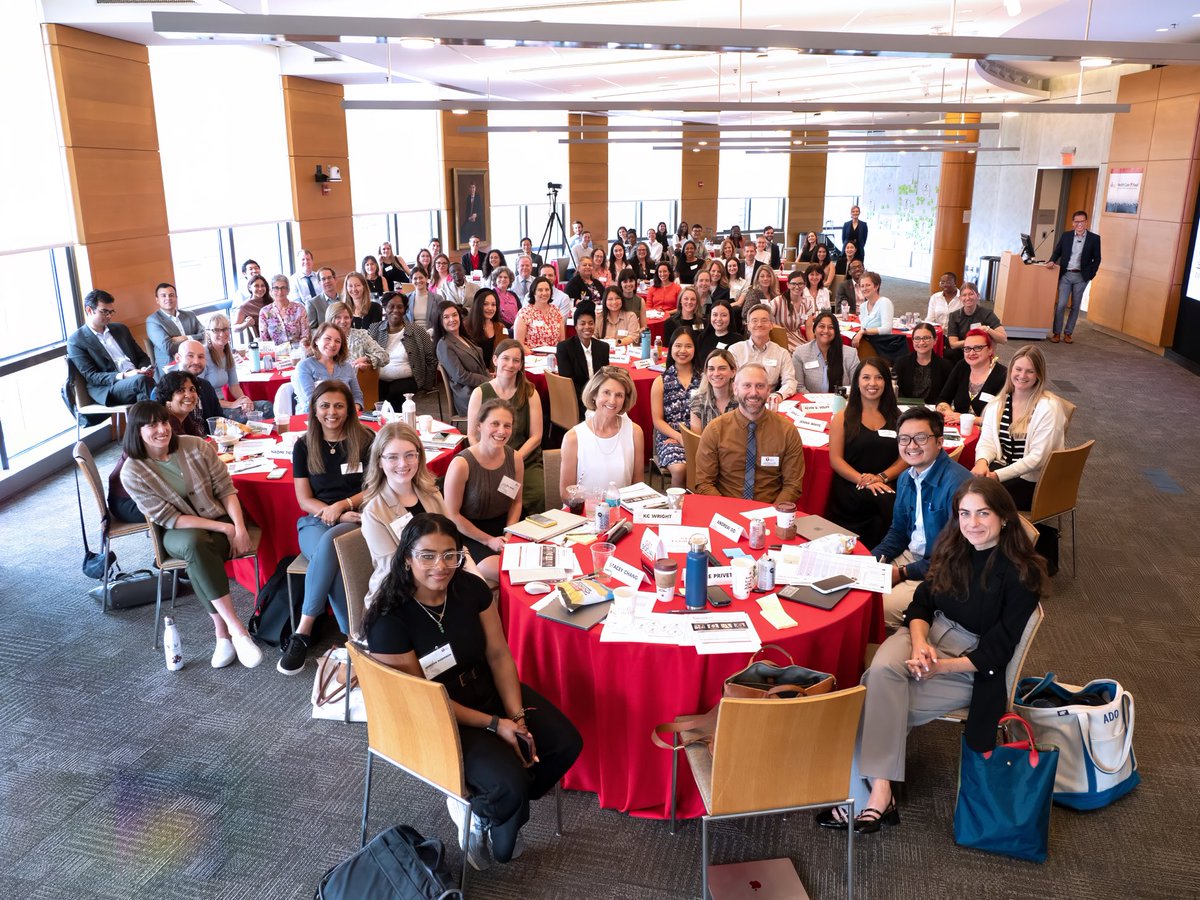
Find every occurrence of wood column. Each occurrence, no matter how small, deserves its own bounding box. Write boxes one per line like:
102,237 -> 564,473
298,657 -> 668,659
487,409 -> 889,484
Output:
44,25 -> 172,337
929,113 -> 980,292
282,77 -> 353,276
568,114 -> 608,244
787,131 -> 829,262
680,128 -> 719,231
440,110 -> 489,251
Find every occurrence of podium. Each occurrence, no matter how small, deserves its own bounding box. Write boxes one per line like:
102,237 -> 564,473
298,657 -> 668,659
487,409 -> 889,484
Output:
995,251 -> 1057,339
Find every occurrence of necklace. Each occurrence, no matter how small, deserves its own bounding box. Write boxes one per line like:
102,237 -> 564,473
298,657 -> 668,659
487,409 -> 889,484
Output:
324,437 -> 340,456
417,597 -> 448,633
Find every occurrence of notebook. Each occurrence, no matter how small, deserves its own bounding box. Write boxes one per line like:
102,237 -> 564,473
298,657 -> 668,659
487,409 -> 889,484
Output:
504,509 -> 588,542
778,584 -> 851,611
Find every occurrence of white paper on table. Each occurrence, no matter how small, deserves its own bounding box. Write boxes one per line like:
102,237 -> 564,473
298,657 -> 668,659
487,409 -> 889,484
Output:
797,430 -> 831,448
266,444 -> 297,461
279,431 -> 303,447
657,525 -> 709,553
228,458 -> 277,475
777,399 -> 800,414
531,593 -> 558,612
771,549 -> 892,593
531,346 -> 559,355
501,543 -> 581,577
684,611 -> 762,653
233,441 -> 270,457
646,310 -> 666,320
757,593 -> 798,629
599,609 -> 690,645
739,506 -> 777,522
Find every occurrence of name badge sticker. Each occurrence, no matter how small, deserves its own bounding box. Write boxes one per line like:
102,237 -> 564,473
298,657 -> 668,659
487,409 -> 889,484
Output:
878,429 -> 897,438
761,455 -> 780,467
418,643 -> 457,680
710,513 -> 745,543
498,475 -> 521,499
765,358 -> 778,367
979,392 -> 996,403
804,359 -> 820,369
388,512 -> 414,541
341,460 -> 363,475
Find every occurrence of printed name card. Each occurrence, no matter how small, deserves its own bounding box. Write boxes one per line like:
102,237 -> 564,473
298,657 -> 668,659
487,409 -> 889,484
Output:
706,566 -> 734,585
632,358 -> 655,369
604,556 -> 646,588
640,528 -> 661,561
634,508 -> 683,525
710,513 -> 745,543
793,416 -> 828,433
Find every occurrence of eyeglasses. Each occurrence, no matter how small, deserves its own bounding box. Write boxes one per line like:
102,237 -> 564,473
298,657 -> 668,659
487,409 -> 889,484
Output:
381,452 -> 421,464
897,433 -> 935,447
270,286 -> 289,292
412,550 -> 467,567
911,334 -> 934,343
962,344 -> 989,354
93,308 -> 115,317
208,327 -> 231,334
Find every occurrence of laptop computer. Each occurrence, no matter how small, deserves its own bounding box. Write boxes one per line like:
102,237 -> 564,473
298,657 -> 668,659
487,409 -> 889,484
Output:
795,514 -> 857,542
707,858 -> 810,900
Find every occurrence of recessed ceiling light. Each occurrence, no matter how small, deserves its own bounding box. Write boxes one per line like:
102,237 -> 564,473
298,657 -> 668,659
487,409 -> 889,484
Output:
906,128 -> 918,134
1156,27 -> 1170,32
451,109 -> 468,115
397,37 -> 436,50
792,140 -> 802,145
1080,56 -> 1112,68
692,148 -> 701,153
1002,111 -> 1020,117
698,140 -> 708,145
922,145 -> 930,150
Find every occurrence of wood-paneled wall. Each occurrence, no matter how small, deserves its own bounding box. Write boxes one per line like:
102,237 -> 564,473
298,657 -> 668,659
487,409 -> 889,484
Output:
930,113 -> 979,293
568,114 -> 608,245
44,24 -> 172,334
787,133 -> 828,260
440,110 -> 489,252
680,128 -> 719,231
283,76 -> 354,277
1091,67 -> 1200,349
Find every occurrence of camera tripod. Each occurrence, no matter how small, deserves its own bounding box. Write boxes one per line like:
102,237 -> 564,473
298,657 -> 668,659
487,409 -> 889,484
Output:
536,185 -> 571,270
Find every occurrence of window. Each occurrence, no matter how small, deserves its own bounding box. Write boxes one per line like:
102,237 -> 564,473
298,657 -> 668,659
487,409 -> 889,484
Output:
0,250 -> 67,360
0,357 -> 76,459
231,223 -> 287,282
170,231 -> 228,308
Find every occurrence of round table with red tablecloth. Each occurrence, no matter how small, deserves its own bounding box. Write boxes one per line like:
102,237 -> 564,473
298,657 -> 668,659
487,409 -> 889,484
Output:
235,367 -> 292,404
497,495 -> 885,820
228,416 -> 463,590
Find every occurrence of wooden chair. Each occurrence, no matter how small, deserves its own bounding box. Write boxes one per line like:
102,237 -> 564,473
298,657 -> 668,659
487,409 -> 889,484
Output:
940,604 -> 1044,723
856,335 -> 878,359
348,644 -> 563,895
947,443 -> 964,462
1025,440 -> 1094,577
69,363 -> 130,441
543,448 -> 563,511
72,441 -> 149,612
1057,395 -> 1077,436
679,425 -> 701,492
544,371 -> 580,437
668,687 -> 867,900
768,326 -> 790,351
358,367 -> 380,412
146,521 -> 262,648
435,364 -> 468,428
332,528 -> 375,724
285,553 -> 308,635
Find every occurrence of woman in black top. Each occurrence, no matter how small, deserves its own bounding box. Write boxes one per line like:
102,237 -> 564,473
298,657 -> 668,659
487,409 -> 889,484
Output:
675,241 -> 702,284
695,299 -> 744,363
936,327 -> 1007,424
663,286 -> 706,347
377,242 -> 410,285
818,478 -> 1044,833
365,513 -> 583,867
361,254 -> 390,298
482,249 -> 507,281
894,321 -> 951,403
629,241 -> 655,282
278,379 -> 374,675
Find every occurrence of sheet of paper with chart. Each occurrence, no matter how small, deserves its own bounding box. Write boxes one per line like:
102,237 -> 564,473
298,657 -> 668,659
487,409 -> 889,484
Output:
598,609 -> 691,645
771,549 -> 892,594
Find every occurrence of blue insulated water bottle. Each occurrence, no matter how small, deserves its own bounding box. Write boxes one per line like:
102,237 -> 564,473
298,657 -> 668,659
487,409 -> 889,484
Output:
685,534 -> 708,610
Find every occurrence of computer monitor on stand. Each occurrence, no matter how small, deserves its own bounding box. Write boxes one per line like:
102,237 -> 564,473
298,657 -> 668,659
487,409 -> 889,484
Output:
1020,233 -> 1042,264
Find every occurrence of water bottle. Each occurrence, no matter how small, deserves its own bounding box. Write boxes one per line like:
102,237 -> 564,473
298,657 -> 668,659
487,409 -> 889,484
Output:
249,340 -> 261,372
605,481 -> 620,509
685,533 -> 708,610
595,502 -> 610,532
653,335 -> 663,363
402,393 -> 417,429
546,353 -> 558,374
163,616 -> 183,671
840,300 -> 850,318
640,329 -> 651,359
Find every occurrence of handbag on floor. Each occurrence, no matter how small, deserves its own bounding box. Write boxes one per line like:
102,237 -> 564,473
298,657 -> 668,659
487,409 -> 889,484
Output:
954,712 -> 1058,863
651,645 -> 835,751
311,646 -> 366,723
1013,672 -> 1139,810
315,825 -> 461,900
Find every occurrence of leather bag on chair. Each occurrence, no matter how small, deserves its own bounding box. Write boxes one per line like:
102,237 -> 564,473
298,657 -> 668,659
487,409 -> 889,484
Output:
1013,672 -> 1139,810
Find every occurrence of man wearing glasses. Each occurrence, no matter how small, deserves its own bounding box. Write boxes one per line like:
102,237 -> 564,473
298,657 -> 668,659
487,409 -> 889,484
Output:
68,289 -> 156,406
1045,210 -> 1101,344
872,407 -> 971,627
944,282 -> 1006,362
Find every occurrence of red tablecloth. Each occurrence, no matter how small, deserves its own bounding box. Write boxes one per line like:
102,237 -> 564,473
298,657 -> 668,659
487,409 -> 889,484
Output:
526,358 -> 659,465
498,495 -> 885,820
228,416 -> 462,590
236,368 -> 291,404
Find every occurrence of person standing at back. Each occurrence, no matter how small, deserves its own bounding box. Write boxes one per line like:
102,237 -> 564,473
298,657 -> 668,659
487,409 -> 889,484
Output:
842,205 -> 868,264
1045,210 -> 1101,344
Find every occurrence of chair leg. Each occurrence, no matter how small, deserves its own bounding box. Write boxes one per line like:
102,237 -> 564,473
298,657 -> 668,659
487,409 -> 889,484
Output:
153,567 -> 165,649
460,804 -> 473,896
344,655 -> 353,724
669,734 -> 678,835
554,782 -> 563,836
286,571 -> 297,635
846,799 -> 855,900
1069,509 -> 1077,578
700,817 -> 710,900
360,751 -> 374,848
101,533 -> 112,615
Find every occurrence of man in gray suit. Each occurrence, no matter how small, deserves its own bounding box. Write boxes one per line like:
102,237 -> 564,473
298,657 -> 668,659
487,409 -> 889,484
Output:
145,282 -> 204,375
307,266 -> 340,331
67,289 -> 155,405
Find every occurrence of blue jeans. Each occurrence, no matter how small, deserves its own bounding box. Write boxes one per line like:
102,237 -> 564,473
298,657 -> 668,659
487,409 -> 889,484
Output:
296,515 -> 358,632
1054,271 -> 1087,336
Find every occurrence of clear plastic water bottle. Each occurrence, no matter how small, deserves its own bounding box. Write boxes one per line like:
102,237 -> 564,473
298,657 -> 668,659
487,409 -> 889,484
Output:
840,300 -> 850,318
163,615 -> 183,671
605,481 -> 620,508
685,534 -> 709,610
653,335 -> 663,363
546,353 -> 558,374
402,393 -> 417,429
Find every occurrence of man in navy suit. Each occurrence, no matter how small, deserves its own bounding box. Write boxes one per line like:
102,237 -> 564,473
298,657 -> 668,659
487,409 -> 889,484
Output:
1046,210 -> 1102,344
555,301 -> 609,417
67,289 -> 155,405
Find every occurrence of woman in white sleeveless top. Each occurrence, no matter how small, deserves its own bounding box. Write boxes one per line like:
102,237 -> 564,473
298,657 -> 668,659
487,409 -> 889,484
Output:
560,366 -> 644,496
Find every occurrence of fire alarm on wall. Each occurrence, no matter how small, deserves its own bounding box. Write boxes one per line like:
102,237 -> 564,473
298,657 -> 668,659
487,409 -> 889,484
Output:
698,181 -> 704,189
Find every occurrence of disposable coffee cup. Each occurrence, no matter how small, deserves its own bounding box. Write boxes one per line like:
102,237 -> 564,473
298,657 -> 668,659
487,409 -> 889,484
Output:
731,557 -> 755,601
666,487 -> 686,510
959,413 -> 976,436
418,414 -> 434,434
612,586 -> 636,616
653,558 -> 679,604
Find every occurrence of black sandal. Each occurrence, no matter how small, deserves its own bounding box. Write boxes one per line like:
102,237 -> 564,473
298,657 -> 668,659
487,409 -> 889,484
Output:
852,800 -> 900,834
814,807 -> 850,830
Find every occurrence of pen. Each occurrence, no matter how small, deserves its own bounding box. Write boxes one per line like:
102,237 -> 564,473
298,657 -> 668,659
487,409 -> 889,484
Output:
666,609 -> 706,614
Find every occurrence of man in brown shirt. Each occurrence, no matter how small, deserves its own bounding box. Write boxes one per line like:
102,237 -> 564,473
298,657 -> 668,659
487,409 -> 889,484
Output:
695,363 -> 805,504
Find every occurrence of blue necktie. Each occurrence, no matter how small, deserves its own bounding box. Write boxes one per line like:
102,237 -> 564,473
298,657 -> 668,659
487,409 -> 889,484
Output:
743,421 -> 757,499
305,274 -> 316,296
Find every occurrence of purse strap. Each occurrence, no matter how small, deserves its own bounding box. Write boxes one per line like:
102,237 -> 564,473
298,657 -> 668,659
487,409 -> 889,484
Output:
750,643 -> 794,667
650,707 -> 718,752
316,650 -> 350,707
991,712 -> 1041,767
1077,690 -> 1135,775
1018,671 -> 1058,705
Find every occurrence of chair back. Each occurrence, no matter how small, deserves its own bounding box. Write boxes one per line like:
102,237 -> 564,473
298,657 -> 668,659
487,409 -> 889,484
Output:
679,426 -> 701,491
708,686 -> 866,816
1005,604 -> 1044,709
334,528 -> 373,642
768,326 -> 789,351
545,371 -> 581,431
346,644 -> 467,797
543,448 -> 563,511
1028,440 -> 1094,521
1056,395 -> 1077,436
358,367 -> 380,412
273,382 -> 296,420
73,441 -> 110,525
946,443 -> 964,462
436,364 -> 456,420
146,521 -> 178,569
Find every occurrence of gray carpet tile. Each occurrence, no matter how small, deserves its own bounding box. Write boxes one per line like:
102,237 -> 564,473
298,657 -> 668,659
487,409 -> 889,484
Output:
2,279 -> 1199,899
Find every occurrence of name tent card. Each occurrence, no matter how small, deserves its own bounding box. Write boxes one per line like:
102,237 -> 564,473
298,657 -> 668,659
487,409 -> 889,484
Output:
604,556 -> 646,588
706,566 -> 734,585
710,513 -> 744,543
635,508 -> 683,525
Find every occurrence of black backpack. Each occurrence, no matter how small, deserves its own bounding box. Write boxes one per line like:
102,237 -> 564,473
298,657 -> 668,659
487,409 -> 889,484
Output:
316,826 -> 462,900
246,556 -> 303,647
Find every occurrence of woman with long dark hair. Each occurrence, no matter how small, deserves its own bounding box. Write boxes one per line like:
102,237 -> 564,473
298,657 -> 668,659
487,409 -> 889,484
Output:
650,328 -> 701,488
818,478 -> 1045,834
364,513 -> 582,869
792,311 -> 858,394
433,300 -> 490,416
463,288 -> 508,363
827,358 -> 905,547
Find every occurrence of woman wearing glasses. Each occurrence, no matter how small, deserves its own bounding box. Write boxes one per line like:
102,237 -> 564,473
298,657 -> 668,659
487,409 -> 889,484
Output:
258,275 -> 311,347
936,328 -> 1007,426
364,513 -> 582,870
893,321 -> 951,403
202,313 -> 273,422
443,397 -> 524,585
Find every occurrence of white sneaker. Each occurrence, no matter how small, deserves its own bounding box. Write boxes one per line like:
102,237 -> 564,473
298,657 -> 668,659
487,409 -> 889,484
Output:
211,638 -> 236,668
447,797 -> 491,871
231,633 -> 263,669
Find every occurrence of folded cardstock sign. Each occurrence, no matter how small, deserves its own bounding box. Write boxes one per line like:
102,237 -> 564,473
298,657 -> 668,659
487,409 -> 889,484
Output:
635,508 -> 682,525
710,513 -> 744,543
604,556 -> 646,588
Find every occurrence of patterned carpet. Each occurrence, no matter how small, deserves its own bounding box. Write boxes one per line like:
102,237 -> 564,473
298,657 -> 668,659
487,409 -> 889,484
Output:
2,279 -> 1197,899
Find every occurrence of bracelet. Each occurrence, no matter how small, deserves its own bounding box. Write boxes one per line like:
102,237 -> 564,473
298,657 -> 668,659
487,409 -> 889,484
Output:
510,707 -> 535,722
346,496 -> 356,512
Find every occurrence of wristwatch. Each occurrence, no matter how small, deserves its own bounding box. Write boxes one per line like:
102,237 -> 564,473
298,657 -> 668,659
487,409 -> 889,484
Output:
485,715 -> 499,734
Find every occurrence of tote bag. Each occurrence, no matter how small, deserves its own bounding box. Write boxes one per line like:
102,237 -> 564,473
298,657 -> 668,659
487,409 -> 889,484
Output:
1014,672 -> 1139,810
